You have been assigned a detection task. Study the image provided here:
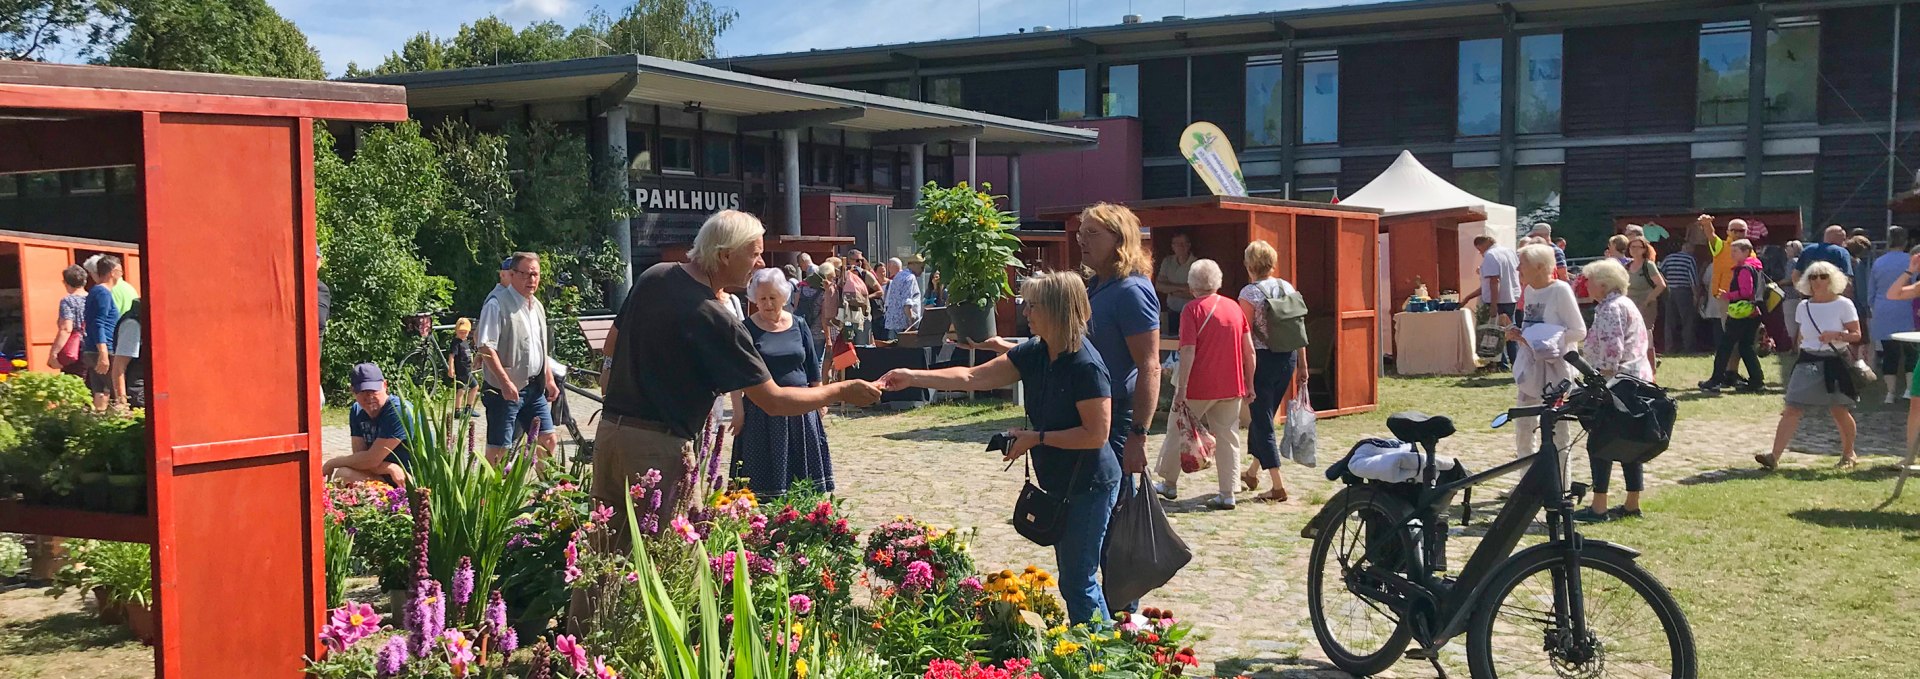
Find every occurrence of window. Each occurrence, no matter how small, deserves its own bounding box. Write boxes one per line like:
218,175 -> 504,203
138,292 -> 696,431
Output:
1244,56 -> 1285,147
1458,38 -> 1503,137
1765,18 -> 1819,123
109,166 -> 137,194
882,80 -> 912,99
743,141 -> 770,180
1247,174 -> 1286,197
1693,158 -> 1746,208
927,77 -> 963,107
1760,156 -> 1816,226
20,173 -> 59,197
1517,34 -> 1562,134
1057,68 -> 1087,120
844,151 -> 866,188
626,127 -> 652,177
0,176 -> 14,198
874,150 -> 896,189
1514,165 -> 1562,218
1698,22 -> 1752,126
1294,174 -> 1339,203
704,137 -> 734,177
67,169 -> 106,195
813,147 -> 835,185
1453,168 -> 1500,202
659,134 -> 695,174
1300,52 -> 1339,145
1102,64 -> 1139,117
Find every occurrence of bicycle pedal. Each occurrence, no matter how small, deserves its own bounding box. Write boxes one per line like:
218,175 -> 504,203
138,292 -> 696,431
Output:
1404,645 -> 1443,660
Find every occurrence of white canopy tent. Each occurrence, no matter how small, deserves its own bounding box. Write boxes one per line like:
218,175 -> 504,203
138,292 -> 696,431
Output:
1341,150 -> 1517,359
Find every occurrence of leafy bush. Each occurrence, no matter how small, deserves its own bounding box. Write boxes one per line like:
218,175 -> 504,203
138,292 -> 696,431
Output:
0,534 -> 26,579
398,387 -> 536,622
912,182 -> 1023,308
497,470 -> 594,636
0,372 -> 90,429
55,540 -> 152,608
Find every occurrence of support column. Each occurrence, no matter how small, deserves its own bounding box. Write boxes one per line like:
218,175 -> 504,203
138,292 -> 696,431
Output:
1277,46 -> 1300,198
1009,153 -> 1023,217
967,136 -> 977,187
603,105 -> 633,307
1498,32 -> 1519,205
1744,13 -> 1768,209
910,143 -> 927,205
783,129 -> 801,237
1889,4 -> 1904,229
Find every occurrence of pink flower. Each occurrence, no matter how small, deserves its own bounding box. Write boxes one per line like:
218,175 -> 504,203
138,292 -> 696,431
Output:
565,565 -> 584,584
593,655 -> 621,679
590,504 -> 615,526
960,576 -> 984,592
319,601 -> 382,649
671,516 -> 703,543
555,634 -> 590,674
788,594 -> 814,615
564,539 -> 580,568
624,571 -> 640,583
902,560 -> 935,592
439,629 -> 475,666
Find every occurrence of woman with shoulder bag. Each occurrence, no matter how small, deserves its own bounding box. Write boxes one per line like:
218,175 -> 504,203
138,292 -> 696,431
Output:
1151,259 -> 1253,510
47,265 -> 89,375
1570,259 -> 1652,523
1234,240 -> 1302,502
1759,260 -> 1862,470
1625,236 -> 1666,370
877,272 -> 1120,624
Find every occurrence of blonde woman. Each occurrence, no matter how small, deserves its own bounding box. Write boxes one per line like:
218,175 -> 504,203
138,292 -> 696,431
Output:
1236,240 -> 1300,501
1761,260 -> 1862,470
1153,259 -> 1254,510
1625,236 -> 1666,368
878,272 -> 1119,624
1077,203 -> 1162,477
1571,259 -> 1650,523
1508,243 -> 1587,463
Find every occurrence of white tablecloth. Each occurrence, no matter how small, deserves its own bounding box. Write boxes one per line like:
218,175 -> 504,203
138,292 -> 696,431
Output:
1393,309 -> 1478,376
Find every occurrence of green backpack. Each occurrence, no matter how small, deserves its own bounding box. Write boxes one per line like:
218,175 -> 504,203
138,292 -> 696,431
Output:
1257,279 -> 1311,352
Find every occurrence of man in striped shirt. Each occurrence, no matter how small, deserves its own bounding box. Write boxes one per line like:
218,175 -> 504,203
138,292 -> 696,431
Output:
1659,245 -> 1702,352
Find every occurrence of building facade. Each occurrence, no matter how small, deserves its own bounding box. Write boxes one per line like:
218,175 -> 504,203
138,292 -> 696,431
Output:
710,0 -> 1920,245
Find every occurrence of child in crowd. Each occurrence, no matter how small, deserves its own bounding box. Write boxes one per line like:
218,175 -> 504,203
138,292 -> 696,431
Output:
450,317 -> 479,417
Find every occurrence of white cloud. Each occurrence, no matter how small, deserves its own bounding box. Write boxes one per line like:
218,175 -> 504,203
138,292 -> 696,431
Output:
498,0 -> 577,22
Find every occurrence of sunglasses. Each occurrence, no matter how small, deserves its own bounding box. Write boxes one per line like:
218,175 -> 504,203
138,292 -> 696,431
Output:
1808,274 -> 1830,280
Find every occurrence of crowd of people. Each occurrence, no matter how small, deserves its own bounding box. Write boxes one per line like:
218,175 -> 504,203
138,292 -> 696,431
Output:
44,254 -> 144,413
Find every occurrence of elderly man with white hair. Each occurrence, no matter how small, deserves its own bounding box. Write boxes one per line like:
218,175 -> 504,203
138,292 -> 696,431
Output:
1528,223 -> 1568,279
1152,258 -> 1255,509
882,256 -> 920,339
1506,243 -> 1587,467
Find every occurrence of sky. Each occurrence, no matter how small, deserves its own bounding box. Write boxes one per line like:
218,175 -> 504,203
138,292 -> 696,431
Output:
262,0 -> 1351,77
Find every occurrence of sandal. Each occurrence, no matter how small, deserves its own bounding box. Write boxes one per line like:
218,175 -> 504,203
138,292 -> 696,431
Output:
1754,453 -> 1778,471
1837,456 -> 1859,469
1240,467 -> 1261,492
1254,488 -> 1289,503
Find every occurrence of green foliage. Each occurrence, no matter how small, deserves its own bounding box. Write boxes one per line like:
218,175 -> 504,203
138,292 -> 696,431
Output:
868,587 -> 987,674
63,409 -> 144,475
323,514 -> 353,608
101,0 -> 326,79
59,539 -> 152,608
0,371 -> 90,429
0,534 -> 26,578
0,0 -> 108,61
398,386 -> 536,624
331,482 -> 415,592
362,0 -> 737,76
315,123 -> 456,396
497,469 -> 593,636
912,181 -> 1024,308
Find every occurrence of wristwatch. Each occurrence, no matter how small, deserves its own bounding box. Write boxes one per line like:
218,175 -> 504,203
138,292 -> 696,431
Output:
1129,424 -> 1149,436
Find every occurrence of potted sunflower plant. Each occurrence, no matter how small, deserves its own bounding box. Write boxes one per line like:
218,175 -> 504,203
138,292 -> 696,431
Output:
912,181 -> 1024,342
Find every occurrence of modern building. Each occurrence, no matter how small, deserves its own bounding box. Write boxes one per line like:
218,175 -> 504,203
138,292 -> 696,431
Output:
707,0 -> 1920,242
352,54 -> 1098,299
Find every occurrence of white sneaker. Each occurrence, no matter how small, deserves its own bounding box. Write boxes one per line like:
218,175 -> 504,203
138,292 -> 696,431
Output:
1153,481 -> 1177,501
1207,494 -> 1236,510
1887,392 -> 1898,405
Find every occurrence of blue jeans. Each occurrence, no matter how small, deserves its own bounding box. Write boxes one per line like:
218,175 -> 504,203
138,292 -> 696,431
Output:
1248,349 -> 1298,469
1056,476 -> 1121,625
1495,303 -> 1518,367
483,374 -> 555,447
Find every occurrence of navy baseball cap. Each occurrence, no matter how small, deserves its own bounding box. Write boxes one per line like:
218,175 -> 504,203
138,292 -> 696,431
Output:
501,257 -> 514,270
350,363 -> 386,392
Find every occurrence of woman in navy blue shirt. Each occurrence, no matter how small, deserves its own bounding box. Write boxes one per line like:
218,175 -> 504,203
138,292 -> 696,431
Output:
730,269 -> 834,497
879,272 -> 1120,624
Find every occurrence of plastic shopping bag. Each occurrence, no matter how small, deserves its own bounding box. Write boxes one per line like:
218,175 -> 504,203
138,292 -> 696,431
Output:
1102,475 -> 1192,606
1279,365 -> 1318,467
1175,401 -> 1215,473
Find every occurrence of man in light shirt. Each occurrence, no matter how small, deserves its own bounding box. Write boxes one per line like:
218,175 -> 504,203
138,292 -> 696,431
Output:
1462,236 -> 1521,368
477,252 -> 559,462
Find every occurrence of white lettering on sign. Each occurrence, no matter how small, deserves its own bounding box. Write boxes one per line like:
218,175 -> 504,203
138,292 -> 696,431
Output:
633,187 -> 743,213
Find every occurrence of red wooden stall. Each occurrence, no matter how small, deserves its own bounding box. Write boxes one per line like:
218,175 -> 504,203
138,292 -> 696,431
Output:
2,231 -> 141,370
1614,209 -> 1801,249
0,62 -> 407,677
1379,206 -> 1485,309
1040,196 -> 1383,417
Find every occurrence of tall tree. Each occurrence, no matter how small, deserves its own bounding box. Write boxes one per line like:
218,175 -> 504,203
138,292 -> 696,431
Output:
364,0 -> 738,76
0,0 -> 109,61
587,0 -> 736,61
103,0 -> 326,79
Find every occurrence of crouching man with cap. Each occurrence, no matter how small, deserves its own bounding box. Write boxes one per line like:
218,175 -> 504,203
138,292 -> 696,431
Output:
323,363 -> 413,486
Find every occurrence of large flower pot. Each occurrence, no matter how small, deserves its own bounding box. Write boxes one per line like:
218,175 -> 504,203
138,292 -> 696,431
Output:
388,589 -> 411,627
123,601 -> 156,645
105,474 -> 146,515
93,587 -> 125,624
949,300 -> 998,344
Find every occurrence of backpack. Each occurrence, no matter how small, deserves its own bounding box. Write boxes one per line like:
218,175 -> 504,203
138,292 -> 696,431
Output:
1740,264 -> 1784,313
1255,279 -> 1310,352
793,282 -> 824,329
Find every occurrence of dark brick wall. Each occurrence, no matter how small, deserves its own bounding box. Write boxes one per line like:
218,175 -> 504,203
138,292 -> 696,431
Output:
1339,39 -> 1456,146
1563,22 -> 1697,136
1560,144 -> 1691,251
1339,155 -> 1399,197
1142,165 -> 1189,199
1139,58 -> 1188,158
1819,6 -> 1895,125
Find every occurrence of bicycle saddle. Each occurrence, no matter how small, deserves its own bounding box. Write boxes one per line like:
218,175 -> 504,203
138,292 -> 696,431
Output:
1387,411 -> 1455,445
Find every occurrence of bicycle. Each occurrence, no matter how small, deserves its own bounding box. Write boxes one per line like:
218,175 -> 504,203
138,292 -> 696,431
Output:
396,310 -> 459,395
1303,351 -> 1696,678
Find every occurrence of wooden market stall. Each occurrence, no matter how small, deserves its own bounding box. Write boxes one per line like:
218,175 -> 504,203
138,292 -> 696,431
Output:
1039,196 -> 1382,416
0,231 -> 141,369
1615,209 -> 1800,248
0,61 -> 408,677
1378,206 -> 1484,310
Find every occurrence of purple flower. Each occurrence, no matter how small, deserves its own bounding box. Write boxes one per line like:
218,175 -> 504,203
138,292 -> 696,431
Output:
498,627 -> 519,654
902,560 -> 935,592
451,557 -> 475,608
788,594 -> 813,615
486,590 -> 508,633
320,601 -> 382,649
640,468 -> 663,487
375,635 -> 409,677
960,576 -> 984,592
406,581 -> 445,658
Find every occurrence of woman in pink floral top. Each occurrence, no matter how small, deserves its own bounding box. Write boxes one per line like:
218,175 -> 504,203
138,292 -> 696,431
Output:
1572,258 -> 1652,523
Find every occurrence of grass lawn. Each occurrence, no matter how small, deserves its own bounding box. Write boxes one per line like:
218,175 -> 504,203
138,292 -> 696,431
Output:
1583,466 -> 1920,678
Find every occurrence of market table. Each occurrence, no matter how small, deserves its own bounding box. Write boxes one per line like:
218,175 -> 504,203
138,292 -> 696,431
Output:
1392,309 -> 1478,375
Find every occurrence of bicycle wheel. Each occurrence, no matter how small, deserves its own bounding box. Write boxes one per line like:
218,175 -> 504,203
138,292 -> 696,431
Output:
1467,546 -> 1697,679
395,347 -> 445,397
1307,492 -> 1416,676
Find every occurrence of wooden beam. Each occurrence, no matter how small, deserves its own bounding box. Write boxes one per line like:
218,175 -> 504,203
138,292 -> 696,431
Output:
736,106 -> 866,132
870,124 -> 985,146
588,72 -> 639,118
0,115 -> 141,174
0,82 -> 409,122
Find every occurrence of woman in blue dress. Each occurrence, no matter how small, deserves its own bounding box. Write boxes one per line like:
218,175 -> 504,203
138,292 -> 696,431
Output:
730,268 -> 833,496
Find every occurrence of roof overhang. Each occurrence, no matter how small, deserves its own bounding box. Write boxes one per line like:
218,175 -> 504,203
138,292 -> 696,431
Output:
351,55 -> 1097,154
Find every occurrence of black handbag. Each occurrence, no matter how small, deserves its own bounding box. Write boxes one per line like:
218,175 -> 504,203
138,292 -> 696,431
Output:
1580,375 -> 1677,465
1011,455 -> 1086,547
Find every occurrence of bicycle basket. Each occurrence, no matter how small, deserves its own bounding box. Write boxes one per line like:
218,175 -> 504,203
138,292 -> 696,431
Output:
404,313 -> 433,338
1578,376 -> 1677,465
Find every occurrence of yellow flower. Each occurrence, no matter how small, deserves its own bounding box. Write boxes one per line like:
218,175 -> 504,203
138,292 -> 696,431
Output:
795,658 -> 809,678
1090,663 -> 1106,673
1047,625 -> 1068,637
791,622 -> 805,637
1052,640 -> 1082,656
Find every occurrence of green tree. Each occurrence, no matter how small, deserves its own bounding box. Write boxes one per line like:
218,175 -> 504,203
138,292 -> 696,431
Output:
586,0 -> 736,61
103,0 -> 326,79
315,123 -> 455,394
364,0 -> 738,75
1,0 -> 109,61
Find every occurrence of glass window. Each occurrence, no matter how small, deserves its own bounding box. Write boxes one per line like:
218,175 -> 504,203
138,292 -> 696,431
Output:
1244,57 -> 1285,147
743,141 -> 769,180
1517,34 -> 1562,134
1300,53 -> 1339,145
882,80 -> 912,99
844,151 -> 866,188
1058,68 -> 1087,120
1457,38 -> 1503,137
874,151 -> 896,189
927,77 -> 963,107
1247,175 -> 1286,196
1765,19 -> 1819,123
1693,158 -> 1747,209
1103,64 -> 1139,117
813,147 -> 835,185
704,137 -> 734,177
1514,165 -> 1563,218
626,127 -> 652,177
20,173 -> 60,197
1453,168 -> 1500,202
660,135 -> 694,174
0,176 -> 15,198
67,169 -> 107,195
1294,174 -> 1339,203
109,166 -> 137,194
1698,22 -> 1752,127
1760,156 -> 1816,226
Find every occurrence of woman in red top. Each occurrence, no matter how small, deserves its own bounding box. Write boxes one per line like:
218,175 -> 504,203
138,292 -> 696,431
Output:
1152,259 -> 1255,510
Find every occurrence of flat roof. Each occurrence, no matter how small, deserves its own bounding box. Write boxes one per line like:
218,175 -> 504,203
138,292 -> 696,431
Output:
1,61 -> 408,122
703,0 -> 1723,74
351,55 -> 1098,153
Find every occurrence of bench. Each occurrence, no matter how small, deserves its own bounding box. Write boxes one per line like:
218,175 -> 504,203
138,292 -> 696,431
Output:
580,316 -> 616,354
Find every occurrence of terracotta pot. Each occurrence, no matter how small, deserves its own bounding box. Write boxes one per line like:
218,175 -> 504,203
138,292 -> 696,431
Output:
123,600 -> 156,645
93,587 -> 126,624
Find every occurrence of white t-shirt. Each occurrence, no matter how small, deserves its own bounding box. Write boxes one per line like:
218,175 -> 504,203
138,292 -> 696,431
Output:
1795,298 -> 1860,353
112,318 -> 140,358
476,293 -> 547,385
1480,246 -> 1521,304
